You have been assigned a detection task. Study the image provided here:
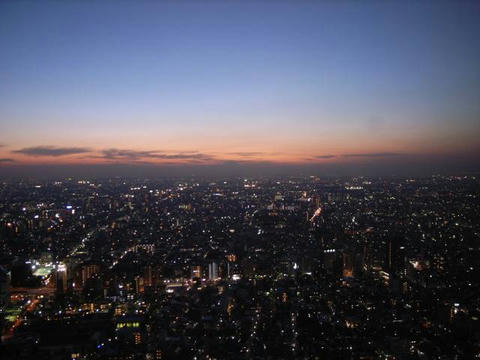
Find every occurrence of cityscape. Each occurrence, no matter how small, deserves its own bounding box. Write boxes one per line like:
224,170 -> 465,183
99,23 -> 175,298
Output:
0,175 -> 479,359
1,1 -> 480,359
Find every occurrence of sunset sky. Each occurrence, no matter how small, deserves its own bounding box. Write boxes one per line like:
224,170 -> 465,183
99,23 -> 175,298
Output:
1,1 -> 479,176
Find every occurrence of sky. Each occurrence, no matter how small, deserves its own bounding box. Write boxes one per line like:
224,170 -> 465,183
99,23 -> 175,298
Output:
0,1 -> 479,177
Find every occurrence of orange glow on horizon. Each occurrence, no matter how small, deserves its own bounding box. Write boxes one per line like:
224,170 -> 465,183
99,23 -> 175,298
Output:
1,145 -> 477,167
1,132 -> 479,167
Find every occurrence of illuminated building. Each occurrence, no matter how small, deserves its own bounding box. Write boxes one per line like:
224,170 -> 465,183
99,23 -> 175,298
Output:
208,262 -> 218,281
135,275 -> 144,294
191,265 -> 202,279
144,266 -> 153,287
115,315 -> 143,329
56,263 -> 67,295
81,264 -> 100,286
385,234 -> 406,277
342,252 -> 354,278
134,332 -> 141,345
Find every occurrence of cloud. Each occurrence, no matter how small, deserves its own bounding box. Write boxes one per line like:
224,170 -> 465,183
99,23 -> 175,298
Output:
0,158 -> 14,163
218,159 -> 277,166
99,148 -> 214,162
228,152 -> 264,157
342,152 -> 402,158
313,155 -> 336,159
303,155 -> 336,161
13,146 -> 91,157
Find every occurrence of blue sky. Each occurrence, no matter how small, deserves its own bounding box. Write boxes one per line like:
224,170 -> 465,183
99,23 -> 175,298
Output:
0,1 -> 479,174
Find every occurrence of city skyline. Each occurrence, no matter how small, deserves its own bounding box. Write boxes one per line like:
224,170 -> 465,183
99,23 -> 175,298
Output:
1,2 -> 479,357
1,1 -> 479,176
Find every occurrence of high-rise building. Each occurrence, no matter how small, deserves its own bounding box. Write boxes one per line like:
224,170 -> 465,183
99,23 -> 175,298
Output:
226,254 -> 236,278
0,266 -> 10,306
134,332 -> 142,345
208,262 -> 218,281
135,276 -> 144,294
144,266 -> 153,287
191,265 -> 202,279
81,264 -> 100,286
342,252 -> 354,278
385,234 -> 406,277
56,263 -> 67,295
